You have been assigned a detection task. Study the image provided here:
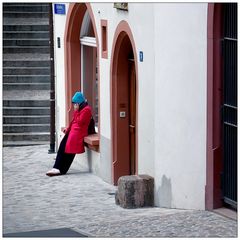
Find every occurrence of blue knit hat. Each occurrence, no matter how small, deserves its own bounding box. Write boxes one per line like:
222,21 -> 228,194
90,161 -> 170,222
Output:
72,91 -> 86,104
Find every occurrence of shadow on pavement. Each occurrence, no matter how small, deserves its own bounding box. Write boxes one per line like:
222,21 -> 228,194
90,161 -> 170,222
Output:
3,227 -> 88,238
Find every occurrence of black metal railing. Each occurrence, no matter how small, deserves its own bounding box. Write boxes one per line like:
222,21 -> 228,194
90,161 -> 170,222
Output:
48,3 -> 56,154
222,3 -> 238,209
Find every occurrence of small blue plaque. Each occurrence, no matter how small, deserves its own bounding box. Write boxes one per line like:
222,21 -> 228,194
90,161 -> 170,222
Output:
139,51 -> 143,62
54,4 -> 66,15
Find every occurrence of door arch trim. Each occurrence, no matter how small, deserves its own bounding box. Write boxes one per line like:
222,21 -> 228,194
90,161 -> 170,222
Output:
64,3 -> 100,132
110,20 -> 139,185
206,3 -> 223,210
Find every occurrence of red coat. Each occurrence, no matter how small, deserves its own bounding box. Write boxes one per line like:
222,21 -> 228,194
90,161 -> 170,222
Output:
65,105 -> 92,154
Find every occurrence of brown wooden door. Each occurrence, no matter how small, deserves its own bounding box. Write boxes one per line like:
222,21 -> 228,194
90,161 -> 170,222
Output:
129,60 -> 136,175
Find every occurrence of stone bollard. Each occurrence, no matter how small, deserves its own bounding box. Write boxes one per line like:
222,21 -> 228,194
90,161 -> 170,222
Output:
115,174 -> 154,208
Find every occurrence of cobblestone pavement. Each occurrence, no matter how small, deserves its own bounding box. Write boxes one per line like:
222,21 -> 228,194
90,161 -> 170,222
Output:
3,145 -> 238,238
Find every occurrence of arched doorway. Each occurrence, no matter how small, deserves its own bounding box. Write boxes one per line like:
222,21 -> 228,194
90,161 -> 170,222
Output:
64,3 -> 99,129
206,3 -> 237,210
110,21 -> 138,185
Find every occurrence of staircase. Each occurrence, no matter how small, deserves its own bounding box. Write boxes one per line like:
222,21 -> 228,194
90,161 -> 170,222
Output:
3,3 -> 51,147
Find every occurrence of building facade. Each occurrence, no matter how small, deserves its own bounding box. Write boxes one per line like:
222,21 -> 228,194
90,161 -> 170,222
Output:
52,3 -> 237,211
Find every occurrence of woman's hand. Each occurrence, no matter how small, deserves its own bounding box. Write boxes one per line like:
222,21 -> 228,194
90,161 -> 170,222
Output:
62,127 -> 68,134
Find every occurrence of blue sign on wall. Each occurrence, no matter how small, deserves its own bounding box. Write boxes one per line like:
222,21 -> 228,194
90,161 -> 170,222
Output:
54,4 -> 66,15
139,51 -> 143,62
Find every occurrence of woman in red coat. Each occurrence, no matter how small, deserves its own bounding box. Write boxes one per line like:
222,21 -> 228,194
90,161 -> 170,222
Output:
46,91 -> 92,177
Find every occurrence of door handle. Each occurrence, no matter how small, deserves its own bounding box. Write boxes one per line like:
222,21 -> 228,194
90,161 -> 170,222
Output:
129,125 -> 135,128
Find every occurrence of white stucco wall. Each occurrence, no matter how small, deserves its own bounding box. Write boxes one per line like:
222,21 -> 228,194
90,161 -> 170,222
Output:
53,3 -> 69,148
53,3 -> 208,210
153,3 -> 208,210
90,3 -> 156,182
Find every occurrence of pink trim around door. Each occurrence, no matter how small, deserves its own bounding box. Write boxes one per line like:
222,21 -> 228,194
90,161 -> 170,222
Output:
110,20 -> 139,185
206,3 -> 224,210
64,3 -> 100,139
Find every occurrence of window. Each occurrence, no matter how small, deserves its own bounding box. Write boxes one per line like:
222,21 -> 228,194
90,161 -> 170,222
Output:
101,20 -> 108,59
80,11 -> 98,131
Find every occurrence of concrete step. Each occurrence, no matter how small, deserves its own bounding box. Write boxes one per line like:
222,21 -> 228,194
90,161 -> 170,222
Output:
3,53 -> 50,61
3,75 -> 50,83
4,3 -> 49,6
3,140 -> 50,147
3,115 -> 50,124
3,124 -> 50,133
3,100 -> 50,107
3,83 -> 50,91
4,39 -> 49,46
3,90 -> 50,101
3,24 -> 49,32
3,46 -> 50,54
3,18 -> 49,26
3,11 -> 49,18
3,132 -> 50,141
3,67 -> 50,75
3,140 -> 49,147
3,4 -> 49,12
3,106 -> 50,116
3,31 -> 49,39
3,60 -> 50,67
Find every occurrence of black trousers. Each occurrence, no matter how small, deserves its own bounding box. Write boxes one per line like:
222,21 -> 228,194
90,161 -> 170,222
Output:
53,133 -> 76,174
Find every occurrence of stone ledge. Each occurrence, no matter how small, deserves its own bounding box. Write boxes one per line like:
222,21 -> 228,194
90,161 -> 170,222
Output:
84,134 -> 99,152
